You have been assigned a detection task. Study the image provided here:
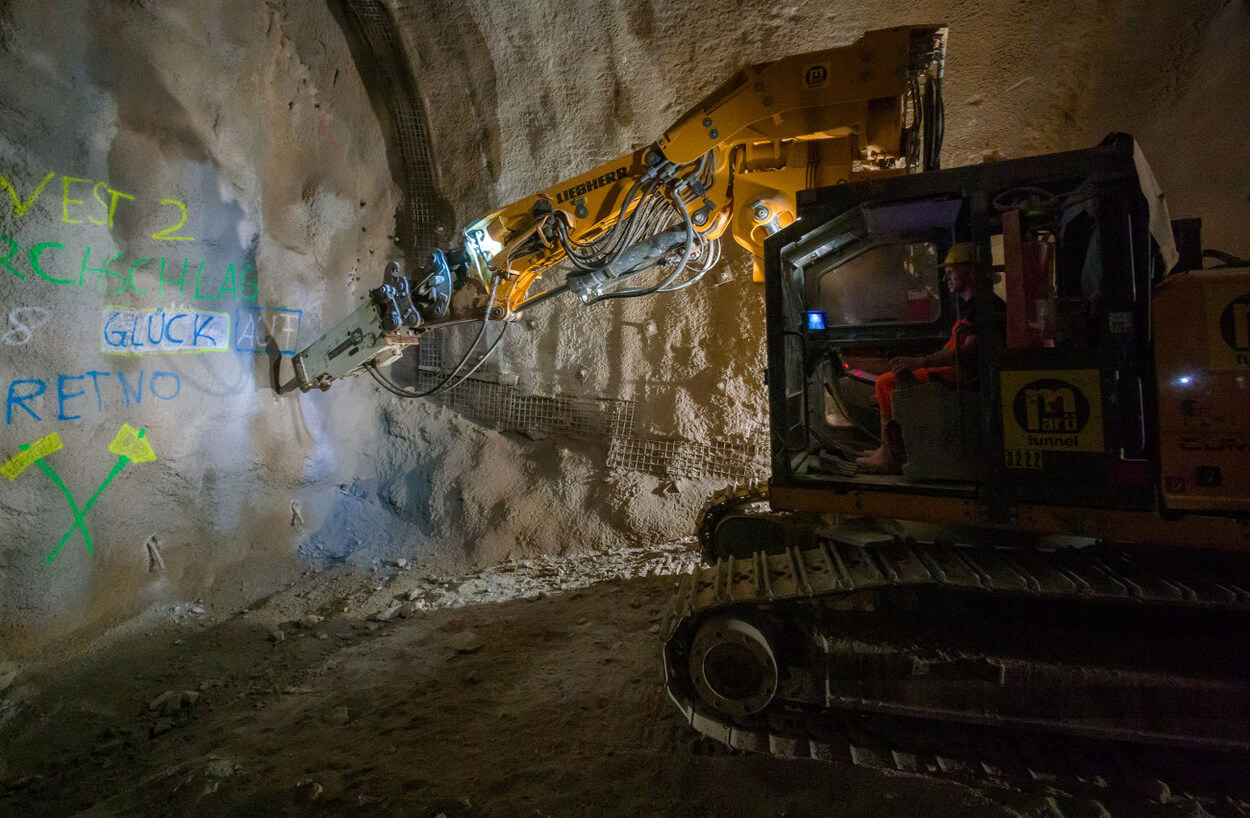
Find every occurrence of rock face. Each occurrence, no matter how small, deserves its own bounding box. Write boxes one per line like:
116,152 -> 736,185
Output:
0,0 -> 1246,652
0,1 -> 398,652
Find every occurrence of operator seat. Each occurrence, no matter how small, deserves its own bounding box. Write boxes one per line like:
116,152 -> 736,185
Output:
891,380 -> 981,481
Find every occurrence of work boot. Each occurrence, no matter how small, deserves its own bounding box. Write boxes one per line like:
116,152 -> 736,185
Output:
855,419 -> 904,475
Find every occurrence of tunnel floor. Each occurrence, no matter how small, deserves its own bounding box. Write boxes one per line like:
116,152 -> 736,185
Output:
0,545 -> 1220,817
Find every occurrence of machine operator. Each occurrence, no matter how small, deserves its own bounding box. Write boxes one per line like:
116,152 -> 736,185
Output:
855,242 -> 984,474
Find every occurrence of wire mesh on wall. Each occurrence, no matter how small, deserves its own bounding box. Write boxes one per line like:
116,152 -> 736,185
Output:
412,371 -> 637,441
605,436 -> 768,482
340,1 -> 764,482
341,0 -> 449,257
408,332 -> 767,483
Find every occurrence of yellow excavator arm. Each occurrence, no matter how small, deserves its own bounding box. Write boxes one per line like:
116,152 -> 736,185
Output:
286,25 -> 946,393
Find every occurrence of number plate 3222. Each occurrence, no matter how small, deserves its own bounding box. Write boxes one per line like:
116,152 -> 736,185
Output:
1005,449 -> 1043,469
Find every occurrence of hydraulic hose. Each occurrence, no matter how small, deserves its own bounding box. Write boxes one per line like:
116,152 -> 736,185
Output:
589,188 -> 695,302
364,275 -> 502,399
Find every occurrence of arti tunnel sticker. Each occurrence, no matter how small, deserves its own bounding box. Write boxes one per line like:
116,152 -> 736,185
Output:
803,63 -> 830,89
1217,291 -> 1250,367
1000,369 -> 1104,453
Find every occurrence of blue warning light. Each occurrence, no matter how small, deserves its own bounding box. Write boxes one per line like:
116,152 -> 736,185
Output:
806,311 -> 827,331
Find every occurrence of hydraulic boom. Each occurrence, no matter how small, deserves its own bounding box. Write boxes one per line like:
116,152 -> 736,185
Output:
284,26 -> 947,394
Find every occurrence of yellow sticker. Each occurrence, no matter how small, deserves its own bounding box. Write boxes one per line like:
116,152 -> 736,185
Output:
108,424 -> 156,463
1000,370 -> 1104,453
1,432 -> 63,480
803,63 -> 830,89
1207,286 -> 1250,370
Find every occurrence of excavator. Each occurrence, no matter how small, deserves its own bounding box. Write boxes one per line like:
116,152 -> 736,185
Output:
667,136 -> 1250,793
283,24 -> 1250,793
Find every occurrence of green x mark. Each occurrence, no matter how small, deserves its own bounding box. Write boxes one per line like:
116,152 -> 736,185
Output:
2,425 -> 157,564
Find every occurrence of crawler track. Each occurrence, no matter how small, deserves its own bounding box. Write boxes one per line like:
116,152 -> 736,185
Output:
662,534 -> 1250,810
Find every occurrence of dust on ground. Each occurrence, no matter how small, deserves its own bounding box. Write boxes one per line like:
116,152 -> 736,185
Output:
0,544 -> 1215,817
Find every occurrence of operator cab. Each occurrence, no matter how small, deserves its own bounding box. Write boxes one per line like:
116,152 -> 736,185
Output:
765,135 -> 1164,518
782,195 -> 982,486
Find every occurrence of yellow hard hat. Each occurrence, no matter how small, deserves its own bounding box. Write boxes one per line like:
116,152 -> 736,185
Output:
942,242 -> 974,266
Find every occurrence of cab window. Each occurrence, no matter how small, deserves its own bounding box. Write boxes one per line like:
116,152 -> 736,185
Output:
814,241 -> 942,327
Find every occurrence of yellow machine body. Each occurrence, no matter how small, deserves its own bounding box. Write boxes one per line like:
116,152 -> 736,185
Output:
1154,268 -> 1250,512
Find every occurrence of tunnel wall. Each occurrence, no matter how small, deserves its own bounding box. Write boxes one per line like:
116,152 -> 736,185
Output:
0,1 -> 402,652
0,0 -> 1247,655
